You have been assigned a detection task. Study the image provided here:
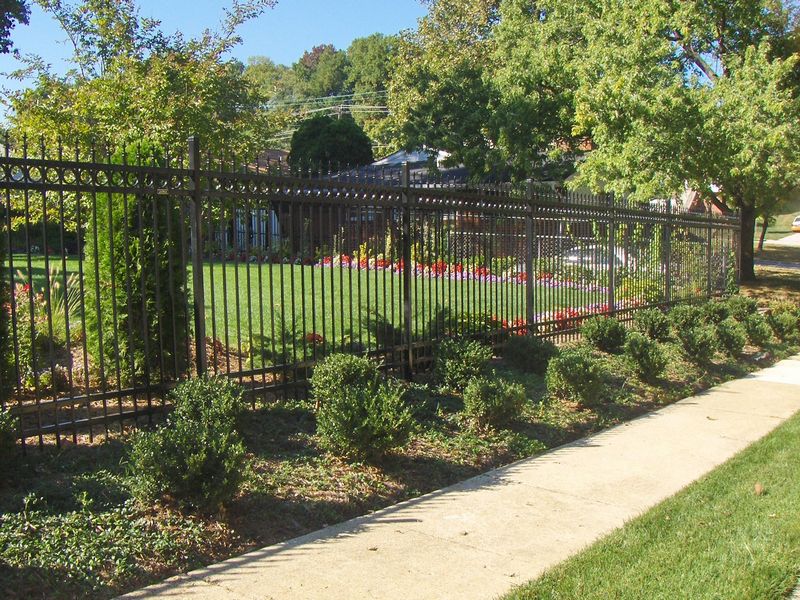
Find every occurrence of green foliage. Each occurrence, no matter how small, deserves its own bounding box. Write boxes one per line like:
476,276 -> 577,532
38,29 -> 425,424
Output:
315,377 -> 413,461
310,353 -> 380,405
700,301 -> 730,325
676,325 -> 718,365
502,335 -> 557,375
743,313 -> 773,347
617,275 -> 665,304
463,375 -> 526,428
669,304 -> 704,331
289,115 -> 374,168
0,0 -> 28,54
581,316 -> 627,354
84,143 -> 189,383
0,497 -> 210,595
545,347 -> 609,408
9,0 -> 275,158
128,378 -> 247,512
715,318 -> 747,357
0,409 -> 16,482
433,338 -> 493,392
767,311 -> 800,344
726,296 -> 759,321
625,333 -> 667,382
633,308 -> 671,342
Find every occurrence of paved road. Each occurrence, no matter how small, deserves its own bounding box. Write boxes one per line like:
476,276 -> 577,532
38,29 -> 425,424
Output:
765,232 -> 800,247
122,355 -> 800,600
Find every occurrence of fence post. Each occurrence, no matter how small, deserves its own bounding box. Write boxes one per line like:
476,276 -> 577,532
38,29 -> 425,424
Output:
706,210 -> 713,298
607,192 -> 616,315
401,162 -> 413,379
664,201 -> 672,306
188,136 -> 207,377
525,181 -> 535,335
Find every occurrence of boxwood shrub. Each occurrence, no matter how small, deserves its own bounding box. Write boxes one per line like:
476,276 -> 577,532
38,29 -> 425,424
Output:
632,308 -> 671,342
581,316 -> 627,354
463,375 -> 527,429
726,296 -> 758,322
669,304 -> 704,331
700,301 -> 730,325
502,335 -> 558,375
743,313 -> 773,347
676,324 -> 718,364
433,338 -> 493,392
716,318 -> 746,357
624,332 -> 667,381
129,377 -> 247,512
545,347 -> 609,408
767,311 -> 800,344
310,353 -> 379,407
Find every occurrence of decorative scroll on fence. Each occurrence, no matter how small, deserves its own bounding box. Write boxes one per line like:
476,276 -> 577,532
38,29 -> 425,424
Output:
0,136 -> 740,448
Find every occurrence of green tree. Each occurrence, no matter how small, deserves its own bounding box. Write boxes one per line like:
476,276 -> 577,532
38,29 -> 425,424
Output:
346,33 -> 395,96
386,0 -> 505,176
0,0 -> 29,53
292,43 -> 349,98
8,0 -> 276,156
244,55 -> 298,102
288,114 -> 373,168
495,0 -> 800,280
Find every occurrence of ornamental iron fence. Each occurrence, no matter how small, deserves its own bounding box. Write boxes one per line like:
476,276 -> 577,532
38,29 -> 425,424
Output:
0,136 -> 740,449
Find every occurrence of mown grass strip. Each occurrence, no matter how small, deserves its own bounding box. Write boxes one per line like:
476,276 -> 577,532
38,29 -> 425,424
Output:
506,410 -> 800,600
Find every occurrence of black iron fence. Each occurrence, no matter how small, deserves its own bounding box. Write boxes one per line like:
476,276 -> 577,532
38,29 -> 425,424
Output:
0,136 -> 740,449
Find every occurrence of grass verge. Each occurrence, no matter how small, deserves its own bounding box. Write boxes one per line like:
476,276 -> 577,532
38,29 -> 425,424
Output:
505,409 -> 800,600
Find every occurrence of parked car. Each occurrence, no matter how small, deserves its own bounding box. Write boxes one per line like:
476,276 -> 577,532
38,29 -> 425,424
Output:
562,244 -> 628,268
792,215 -> 800,232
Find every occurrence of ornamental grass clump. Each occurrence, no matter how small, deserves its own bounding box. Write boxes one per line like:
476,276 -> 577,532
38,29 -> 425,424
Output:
463,375 -> 527,429
502,335 -> 558,375
632,308 -> 671,341
715,318 -> 747,357
129,377 -> 247,512
433,338 -> 493,392
581,316 -> 627,354
545,347 -> 609,408
624,332 -> 667,382
311,353 -> 413,460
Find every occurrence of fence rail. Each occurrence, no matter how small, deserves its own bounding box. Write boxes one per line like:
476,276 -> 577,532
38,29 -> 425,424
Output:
0,136 -> 740,449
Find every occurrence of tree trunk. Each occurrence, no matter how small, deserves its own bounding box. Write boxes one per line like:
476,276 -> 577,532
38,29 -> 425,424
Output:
739,202 -> 756,282
757,216 -> 769,253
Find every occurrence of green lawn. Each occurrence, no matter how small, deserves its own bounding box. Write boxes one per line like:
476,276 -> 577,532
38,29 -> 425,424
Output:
762,194 -> 800,241
505,410 -> 800,600
13,255 -> 601,356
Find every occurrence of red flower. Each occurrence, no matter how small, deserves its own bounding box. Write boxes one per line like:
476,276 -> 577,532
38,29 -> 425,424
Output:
516,273 -> 528,283
322,256 -> 333,265
305,332 -> 324,345
340,255 -> 351,265
375,258 -> 389,269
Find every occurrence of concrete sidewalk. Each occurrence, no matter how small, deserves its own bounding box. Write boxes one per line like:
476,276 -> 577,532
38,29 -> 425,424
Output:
123,355 -> 800,600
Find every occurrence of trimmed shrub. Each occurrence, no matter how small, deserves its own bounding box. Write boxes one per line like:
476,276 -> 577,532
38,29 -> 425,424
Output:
85,143 -> 189,384
669,304 -> 704,331
769,300 -> 800,318
700,301 -> 730,325
311,353 -> 379,406
502,335 -> 558,375
726,296 -> 758,322
0,410 -> 16,483
433,338 -> 493,392
743,313 -> 773,347
316,378 -> 413,460
767,311 -> 800,344
633,308 -> 671,341
129,377 -> 246,512
625,333 -> 667,381
463,376 -> 527,428
716,318 -> 746,357
581,316 -> 627,353
676,325 -> 718,364
545,347 -> 609,408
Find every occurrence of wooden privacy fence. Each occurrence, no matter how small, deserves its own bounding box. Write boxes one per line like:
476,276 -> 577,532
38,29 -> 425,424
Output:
0,136 -> 740,449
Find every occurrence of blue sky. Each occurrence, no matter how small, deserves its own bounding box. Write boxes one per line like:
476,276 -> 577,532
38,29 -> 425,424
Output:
0,0 -> 427,88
